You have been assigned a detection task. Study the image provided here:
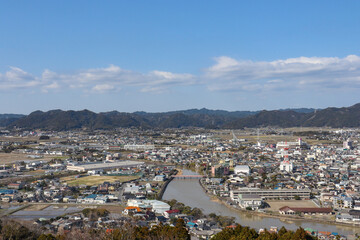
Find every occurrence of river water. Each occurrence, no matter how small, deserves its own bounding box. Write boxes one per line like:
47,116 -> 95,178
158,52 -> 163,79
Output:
163,170 -> 359,236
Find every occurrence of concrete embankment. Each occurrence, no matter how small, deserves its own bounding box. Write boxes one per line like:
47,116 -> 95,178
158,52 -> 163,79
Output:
157,169 -> 178,200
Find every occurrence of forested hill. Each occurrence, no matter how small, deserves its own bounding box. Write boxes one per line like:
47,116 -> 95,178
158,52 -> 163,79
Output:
0,113 -> 26,127
2,104 -> 360,130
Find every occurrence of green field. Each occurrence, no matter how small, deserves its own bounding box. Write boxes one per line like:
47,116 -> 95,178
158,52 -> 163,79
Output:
61,175 -> 140,186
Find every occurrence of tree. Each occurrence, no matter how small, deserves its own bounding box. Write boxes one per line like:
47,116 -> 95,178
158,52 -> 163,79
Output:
37,234 -> 56,240
167,199 -> 178,207
257,231 -> 279,240
277,226 -> 288,236
209,213 -> 217,219
190,207 -> 203,219
82,208 -> 109,221
1,220 -> 39,240
292,227 -> 313,240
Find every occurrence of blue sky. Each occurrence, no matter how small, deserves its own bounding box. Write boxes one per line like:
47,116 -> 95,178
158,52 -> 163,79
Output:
1,1 -> 360,114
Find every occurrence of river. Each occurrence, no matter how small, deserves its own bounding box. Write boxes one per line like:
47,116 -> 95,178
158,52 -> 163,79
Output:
163,170 -> 359,236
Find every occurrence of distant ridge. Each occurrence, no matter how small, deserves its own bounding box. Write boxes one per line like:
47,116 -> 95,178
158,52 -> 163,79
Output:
3,104 -> 360,130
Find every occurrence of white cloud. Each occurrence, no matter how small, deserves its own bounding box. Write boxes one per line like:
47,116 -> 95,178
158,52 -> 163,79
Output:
1,55 -> 360,94
92,84 -> 116,93
140,86 -> 167,94
42,82 -> 60,93
205,55 -> 360,92
0,65 -> 195,93
0,67 -> 42,90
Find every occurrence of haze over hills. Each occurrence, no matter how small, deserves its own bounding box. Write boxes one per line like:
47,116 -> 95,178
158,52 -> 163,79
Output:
0,104 -> 359,130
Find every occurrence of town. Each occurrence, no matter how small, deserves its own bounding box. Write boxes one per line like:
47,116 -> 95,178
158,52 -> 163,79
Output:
0,127 -> 359,240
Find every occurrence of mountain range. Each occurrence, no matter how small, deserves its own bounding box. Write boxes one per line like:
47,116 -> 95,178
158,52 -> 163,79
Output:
0,104 -> 359,130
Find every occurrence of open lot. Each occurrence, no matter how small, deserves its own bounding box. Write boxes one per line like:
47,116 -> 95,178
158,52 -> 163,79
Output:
99,205 -> 125,214
23,204 -> 49,211
61,175 -> 140,186
0,153 -> 53,164
266,200 -> 318,212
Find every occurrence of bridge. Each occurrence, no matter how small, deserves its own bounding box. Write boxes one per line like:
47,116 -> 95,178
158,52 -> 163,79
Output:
173,175 -> 204,179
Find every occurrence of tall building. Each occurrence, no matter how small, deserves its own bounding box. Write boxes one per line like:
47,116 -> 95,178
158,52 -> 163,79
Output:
343,138 -> 353,150
279,149 -> 293,172
279,160 -> 294,172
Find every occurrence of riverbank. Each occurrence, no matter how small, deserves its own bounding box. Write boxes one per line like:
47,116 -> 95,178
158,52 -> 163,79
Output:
157,169 -> 178,200
163,169 -> 358,236
198,179 -> 360,230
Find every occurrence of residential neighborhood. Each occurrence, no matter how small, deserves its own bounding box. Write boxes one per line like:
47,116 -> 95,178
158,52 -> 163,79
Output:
0,127 -> 359,239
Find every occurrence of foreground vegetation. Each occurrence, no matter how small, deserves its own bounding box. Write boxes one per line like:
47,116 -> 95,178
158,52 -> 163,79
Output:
0,218 -> 319,240
0,219 -> 190,240
212,225 -> 315,240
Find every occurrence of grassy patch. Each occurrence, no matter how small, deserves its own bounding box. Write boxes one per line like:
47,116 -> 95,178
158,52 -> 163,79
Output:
27,169 -> 46,176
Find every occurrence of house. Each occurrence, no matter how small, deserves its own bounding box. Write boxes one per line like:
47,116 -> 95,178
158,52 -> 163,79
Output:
123,185 -> 140,194
354,202 -> 360,210
123,206 -> 141,215
63,196 -> 76,203
186,221 -> 198,229
87,170 -> 103,175
1,196 -> 11,202
8,182 -> 24,190
349,210 -> 360,222
191,229 -> 222,239
163,209 -> 180,218
156,216 -> 167,223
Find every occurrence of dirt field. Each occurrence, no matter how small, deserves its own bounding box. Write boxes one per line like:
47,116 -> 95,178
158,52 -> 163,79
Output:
0,153 -> 53,164
0,136 -> 40,142
61,175 -> 140,186
99,205 -> 125,214
23,204 -> 49,211
266,200 -> 318,212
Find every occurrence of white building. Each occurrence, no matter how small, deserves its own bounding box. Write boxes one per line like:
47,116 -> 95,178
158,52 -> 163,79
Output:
279,160 -> 293,172
276,138 -> 305,149
343,138 -> 353,150
234,165 -> 250,175
77,194 -> 109,204
238,194 -> 263,210
153,175 -> 166,181
127,199 -> 170,214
